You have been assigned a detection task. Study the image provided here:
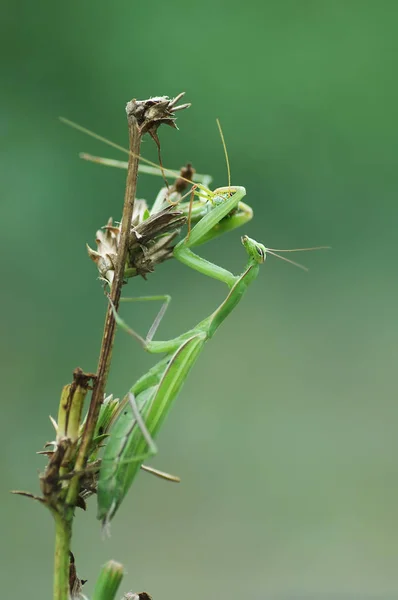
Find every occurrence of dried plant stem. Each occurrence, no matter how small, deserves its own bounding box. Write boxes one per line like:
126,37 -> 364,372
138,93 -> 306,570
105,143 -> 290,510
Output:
67,110 -> 141,506
48,94 -> 189,600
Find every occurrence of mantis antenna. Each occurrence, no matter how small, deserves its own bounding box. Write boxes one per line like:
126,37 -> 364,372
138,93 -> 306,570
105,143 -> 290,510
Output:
59,117 -> 210,197
266,251 -> 309,271
216,118 -> 231,190
267,246 -> 331,252
266,245 -> 331,271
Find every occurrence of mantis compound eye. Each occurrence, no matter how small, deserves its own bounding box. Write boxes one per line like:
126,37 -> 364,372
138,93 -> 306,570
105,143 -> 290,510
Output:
255,244 -> 266,263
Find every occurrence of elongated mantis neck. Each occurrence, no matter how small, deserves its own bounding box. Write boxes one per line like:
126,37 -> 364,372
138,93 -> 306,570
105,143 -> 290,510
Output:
203,235 -> 266,337
207,259 -> 259,338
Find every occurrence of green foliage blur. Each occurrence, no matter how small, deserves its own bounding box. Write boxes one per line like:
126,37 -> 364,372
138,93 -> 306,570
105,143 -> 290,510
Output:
2,1 -> 398,598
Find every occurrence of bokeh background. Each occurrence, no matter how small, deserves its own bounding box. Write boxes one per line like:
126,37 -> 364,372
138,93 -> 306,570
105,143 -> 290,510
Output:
2,1 -> 398,598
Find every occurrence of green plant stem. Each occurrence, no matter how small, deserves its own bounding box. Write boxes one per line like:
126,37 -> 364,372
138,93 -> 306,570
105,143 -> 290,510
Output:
53,509 -> 72,600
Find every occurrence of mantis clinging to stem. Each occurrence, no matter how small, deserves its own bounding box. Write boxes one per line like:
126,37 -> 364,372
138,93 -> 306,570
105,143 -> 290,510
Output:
99,229 -> 327,524
98,233 -> 267,524
98,206 -> 327,525
60,116 -> 328,525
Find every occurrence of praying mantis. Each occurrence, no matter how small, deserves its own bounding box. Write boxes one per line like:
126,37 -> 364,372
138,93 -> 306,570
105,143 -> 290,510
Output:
96,173 -> 255,523
97,190 -> 326,524
98,232 -> 267,524
61,117 -> 327,525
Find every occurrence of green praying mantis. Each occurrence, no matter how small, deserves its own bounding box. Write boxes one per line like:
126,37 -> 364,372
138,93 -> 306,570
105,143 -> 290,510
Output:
98,231 -> 267,524
61,117 -> 327,525
99,230 -> 325,524
97,180 -> 325,524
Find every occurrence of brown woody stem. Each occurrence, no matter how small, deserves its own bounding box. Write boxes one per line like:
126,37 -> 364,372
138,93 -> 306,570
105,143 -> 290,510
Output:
66,106 -> 142,506
50,94 -> 189,600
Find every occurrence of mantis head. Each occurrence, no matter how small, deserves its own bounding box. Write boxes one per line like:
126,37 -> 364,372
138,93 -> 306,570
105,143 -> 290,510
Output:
242,236 -> 331,271
241,235 -> 267,263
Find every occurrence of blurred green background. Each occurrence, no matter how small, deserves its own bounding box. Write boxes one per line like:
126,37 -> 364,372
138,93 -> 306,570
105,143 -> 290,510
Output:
2,1 -> 398,598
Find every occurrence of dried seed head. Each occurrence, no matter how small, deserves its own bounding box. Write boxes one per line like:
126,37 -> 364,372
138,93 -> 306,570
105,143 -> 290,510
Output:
126,92 -> 191,137
87,201 -> 187,284
126,93 -> 191,171
87,215 -> 118,284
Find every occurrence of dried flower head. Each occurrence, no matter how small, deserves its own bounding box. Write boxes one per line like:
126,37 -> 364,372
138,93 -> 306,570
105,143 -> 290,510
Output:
126,93 -> 191,172
87,200 -> 187,284
127,92 -> 191,137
